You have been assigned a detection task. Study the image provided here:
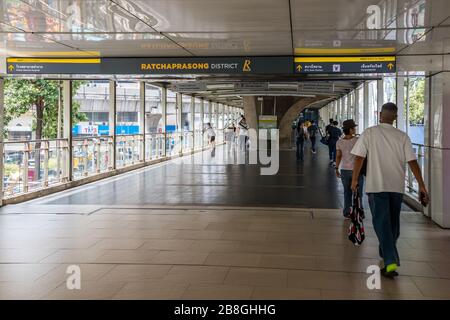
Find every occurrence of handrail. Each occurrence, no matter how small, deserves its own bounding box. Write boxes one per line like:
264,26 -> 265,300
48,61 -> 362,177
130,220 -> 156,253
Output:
3,138 -> 69,144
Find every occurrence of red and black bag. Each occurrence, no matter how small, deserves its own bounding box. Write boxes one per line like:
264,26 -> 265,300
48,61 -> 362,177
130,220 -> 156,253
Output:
348,189 -> 365,246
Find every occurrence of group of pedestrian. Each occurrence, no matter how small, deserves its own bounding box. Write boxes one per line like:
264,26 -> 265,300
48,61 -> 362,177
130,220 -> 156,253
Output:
330,102 -> 429,279
206,115 -> 250,154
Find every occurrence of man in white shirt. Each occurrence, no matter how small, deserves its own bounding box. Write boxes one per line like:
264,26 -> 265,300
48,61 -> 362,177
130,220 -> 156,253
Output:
350,102 -> 429,278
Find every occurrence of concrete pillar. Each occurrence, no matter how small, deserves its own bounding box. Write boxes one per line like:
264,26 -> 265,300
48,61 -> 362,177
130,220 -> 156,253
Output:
0,78 -> 4,205
190,96 -> 195,151
424,71 -> 450,228
62,80 -> 73,181
139,82 -> 145,161
396,75 -> 406,131
243,96 -> 258,131
176,93 -> 182,155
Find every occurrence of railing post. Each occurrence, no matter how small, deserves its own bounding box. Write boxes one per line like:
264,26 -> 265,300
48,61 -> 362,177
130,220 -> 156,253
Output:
23,142 -> 30,193
83,140 -> 88,176
43,140 -> 49,187
0,77 -> 4,205
96,138 -> 101,173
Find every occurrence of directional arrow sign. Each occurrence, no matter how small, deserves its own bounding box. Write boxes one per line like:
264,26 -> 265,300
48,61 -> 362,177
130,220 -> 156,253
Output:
294,56 -> 396,73
8,64 -> 14,71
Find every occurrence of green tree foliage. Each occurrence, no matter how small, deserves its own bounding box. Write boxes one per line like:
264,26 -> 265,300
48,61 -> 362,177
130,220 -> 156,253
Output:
4,79 -> 87,139
408,77 -> 425,125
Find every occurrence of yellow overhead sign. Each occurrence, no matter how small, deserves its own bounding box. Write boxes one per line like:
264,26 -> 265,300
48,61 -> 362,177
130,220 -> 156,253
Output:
294,56 -> 396,63
7,58 -> 101,64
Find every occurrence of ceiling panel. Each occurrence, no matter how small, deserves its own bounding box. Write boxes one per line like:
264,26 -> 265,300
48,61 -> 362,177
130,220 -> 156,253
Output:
0,32 -> 80,58
170,32 -> 292,56
1,0 -> 156,33
397,26 -> 450,56
43,33 -> 191,57
127,0 -> 291,32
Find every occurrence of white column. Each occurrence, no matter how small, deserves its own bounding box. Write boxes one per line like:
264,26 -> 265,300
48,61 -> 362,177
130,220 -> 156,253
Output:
109,80 -> 116,169
0,78 -> 4,205
190,95 -> 195,151
396,75 -> 406,131
363,81 -> 369,130
200,99 -> 205,147
62,80 -> 73,181
377,79 -> 384,122
161,86 -> 167,157
424,72 -> 450,228
139,81 -> 145,162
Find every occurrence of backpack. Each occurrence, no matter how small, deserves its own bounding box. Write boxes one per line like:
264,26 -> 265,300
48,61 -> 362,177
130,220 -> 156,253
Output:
348,189 -> 365,246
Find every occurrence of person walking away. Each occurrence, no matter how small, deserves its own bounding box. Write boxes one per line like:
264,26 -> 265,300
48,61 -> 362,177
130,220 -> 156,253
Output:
335,119 -> 364,219
350,102 -> 429,278
225,123 -> 235,153
328,121 -> 342,166
238,115 -> 249,151
296,121 -> 309,161
307,120 -> 318,154
205,122 -> 216,149
325,119 -> 334,136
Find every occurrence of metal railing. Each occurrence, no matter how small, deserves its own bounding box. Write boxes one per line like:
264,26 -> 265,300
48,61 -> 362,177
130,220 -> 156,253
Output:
116,134 -> 143,168
72,136 -> 114,179
406,143 -> 425,196
145,133 -> 165,161
2,139 -> 69,197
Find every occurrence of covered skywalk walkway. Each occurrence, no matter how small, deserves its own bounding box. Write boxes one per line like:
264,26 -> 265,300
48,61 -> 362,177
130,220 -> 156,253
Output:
0,145 -> 449,300
0,0 -> 450,301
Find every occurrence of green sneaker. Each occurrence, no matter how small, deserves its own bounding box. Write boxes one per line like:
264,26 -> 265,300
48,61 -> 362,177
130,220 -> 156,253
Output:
381,263 -> 399,278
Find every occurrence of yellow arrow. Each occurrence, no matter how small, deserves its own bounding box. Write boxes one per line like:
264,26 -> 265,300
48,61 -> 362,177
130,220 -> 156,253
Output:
296,64 -> 303,71
8,64 -> 14,71
387,63 -> 394,70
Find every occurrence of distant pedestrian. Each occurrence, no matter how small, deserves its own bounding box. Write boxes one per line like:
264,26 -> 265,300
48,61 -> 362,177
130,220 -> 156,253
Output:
351,102 -> 429,278
237,115 -> 249,151
327,121 -> 342,166
307,120 -> 318,154
296,121 -> 309,161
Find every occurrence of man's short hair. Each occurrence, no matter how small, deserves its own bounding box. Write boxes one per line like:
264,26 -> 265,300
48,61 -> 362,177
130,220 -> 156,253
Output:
381,102 -> 398,114
333,121 -> 338,126
329,118 -> 333,123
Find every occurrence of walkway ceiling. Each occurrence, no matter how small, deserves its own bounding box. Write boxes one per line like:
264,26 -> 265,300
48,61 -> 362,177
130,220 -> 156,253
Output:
1,0 -> 449,107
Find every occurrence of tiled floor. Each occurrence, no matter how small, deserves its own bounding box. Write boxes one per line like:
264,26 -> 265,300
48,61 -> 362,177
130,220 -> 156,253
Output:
0,146 -> 447,299
0,206 -> 449,300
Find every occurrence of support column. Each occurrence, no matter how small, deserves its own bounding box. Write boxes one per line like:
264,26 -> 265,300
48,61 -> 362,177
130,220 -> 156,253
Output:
396,75 -> 406,131
176,93 -> 182,155
109,80 -> 116,170
243,96 -> 258,148
200,99 -> 205,147
161,86 -> 167,157
377,79 -> 384,122
336,98 -> 342,122
363,81 -> 369,130
62,80 -> 73,182
139,81 -> 145,162
424,71 -> 450,228
190,96 -> 195,152
0,78 -> 4,205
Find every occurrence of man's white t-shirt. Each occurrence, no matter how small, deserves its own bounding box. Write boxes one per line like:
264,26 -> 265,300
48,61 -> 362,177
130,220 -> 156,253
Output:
351,123 -> 416,194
